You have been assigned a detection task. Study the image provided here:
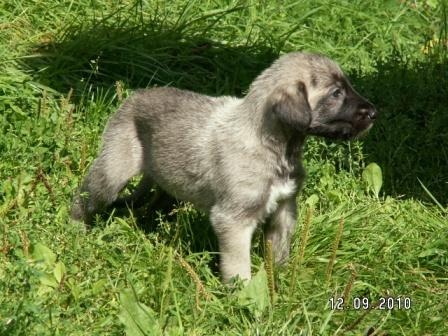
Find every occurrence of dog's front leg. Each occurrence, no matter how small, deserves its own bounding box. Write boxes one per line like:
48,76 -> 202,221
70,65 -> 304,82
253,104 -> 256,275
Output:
264,197 -> 297,264
210,206 -> 258,282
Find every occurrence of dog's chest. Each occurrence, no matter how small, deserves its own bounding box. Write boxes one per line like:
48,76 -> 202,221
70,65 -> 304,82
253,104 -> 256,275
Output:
265,178 -> 296,215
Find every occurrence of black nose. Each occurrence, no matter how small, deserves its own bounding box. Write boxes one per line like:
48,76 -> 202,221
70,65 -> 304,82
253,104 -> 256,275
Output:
359,104 -> 377,120
367,107 -> 377,120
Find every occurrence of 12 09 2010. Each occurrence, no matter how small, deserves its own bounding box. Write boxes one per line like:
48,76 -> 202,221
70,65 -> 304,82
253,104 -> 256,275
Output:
328,296 -> 412,310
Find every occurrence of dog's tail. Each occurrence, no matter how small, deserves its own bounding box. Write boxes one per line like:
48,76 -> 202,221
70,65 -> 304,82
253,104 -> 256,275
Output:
71,113 -> 144,225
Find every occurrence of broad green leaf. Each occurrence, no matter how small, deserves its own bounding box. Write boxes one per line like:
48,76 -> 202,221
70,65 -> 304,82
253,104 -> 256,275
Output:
31,243 -> 56,268
53,261 -> 66,284
237,266 -> 269,317
92,279 -> 108,295
119,288 -> 162,336
37,273 -> 58,296
427,0 -> 439,8
305,194 -> 319,208
39,273 -> 58,288
362,163 -> 383,198
67,279 -> 81,302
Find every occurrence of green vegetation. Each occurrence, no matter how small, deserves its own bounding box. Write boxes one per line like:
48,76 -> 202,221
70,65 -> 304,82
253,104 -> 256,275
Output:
1,0 -> 447,334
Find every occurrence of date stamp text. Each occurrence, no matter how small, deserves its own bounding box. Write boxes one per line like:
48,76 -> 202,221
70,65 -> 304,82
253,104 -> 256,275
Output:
328,296 -> 412,311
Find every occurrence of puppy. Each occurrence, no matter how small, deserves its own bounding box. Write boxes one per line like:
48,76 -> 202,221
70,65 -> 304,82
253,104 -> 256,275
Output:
71,52 -> 377,282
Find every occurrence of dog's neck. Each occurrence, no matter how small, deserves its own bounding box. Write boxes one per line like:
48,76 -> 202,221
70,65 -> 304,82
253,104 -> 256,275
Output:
240,96 -> 307,165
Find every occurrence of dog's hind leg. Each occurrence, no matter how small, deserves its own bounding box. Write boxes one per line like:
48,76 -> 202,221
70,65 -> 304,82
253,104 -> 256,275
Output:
71,123 -> 143,225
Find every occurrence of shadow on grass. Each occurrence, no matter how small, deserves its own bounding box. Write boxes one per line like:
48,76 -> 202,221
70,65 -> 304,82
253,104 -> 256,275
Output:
22,17 -> 448,208
23,18 -> 277,97
351,55 -> 448,205
87,189 -> 220,275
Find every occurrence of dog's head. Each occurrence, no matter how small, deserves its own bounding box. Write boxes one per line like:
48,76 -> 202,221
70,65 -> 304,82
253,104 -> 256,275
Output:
254,52 -> 377,140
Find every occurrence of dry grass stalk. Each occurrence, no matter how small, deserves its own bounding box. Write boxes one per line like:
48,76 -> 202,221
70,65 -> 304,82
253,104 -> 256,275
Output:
62,88 -> 75,143
37,168 -> 56,206
265,239 -> 275,305
176,253 -> 211,309
20,230 -> 30,258
288,207 -> 313,299
1,225 -> 10,255
326,217 -> 344,283
115,80 -> 123,101
343,263 -> 357,303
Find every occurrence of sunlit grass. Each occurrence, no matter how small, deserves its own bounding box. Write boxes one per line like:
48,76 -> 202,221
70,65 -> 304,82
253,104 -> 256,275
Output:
1,1 -> 447,335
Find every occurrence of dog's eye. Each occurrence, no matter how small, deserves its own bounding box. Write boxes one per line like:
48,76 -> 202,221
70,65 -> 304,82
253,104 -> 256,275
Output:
332,88 -> 343,98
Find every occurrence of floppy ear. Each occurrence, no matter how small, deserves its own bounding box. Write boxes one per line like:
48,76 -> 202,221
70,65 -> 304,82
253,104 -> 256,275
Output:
270,81 -> 312,132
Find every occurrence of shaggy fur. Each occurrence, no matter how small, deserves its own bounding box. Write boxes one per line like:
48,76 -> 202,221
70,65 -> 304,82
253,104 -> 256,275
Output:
71,52 -> 377,282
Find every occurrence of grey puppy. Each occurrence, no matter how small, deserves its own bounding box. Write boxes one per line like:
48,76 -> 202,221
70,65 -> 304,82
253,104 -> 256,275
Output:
71,52 -> 376,282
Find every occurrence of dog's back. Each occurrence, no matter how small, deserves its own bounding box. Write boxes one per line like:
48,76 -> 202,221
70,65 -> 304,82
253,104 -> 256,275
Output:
126,88 -> 243,209
71,87 -> 241,222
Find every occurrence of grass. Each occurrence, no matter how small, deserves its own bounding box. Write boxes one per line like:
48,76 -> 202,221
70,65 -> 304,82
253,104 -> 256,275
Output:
1,0 -> 447,334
